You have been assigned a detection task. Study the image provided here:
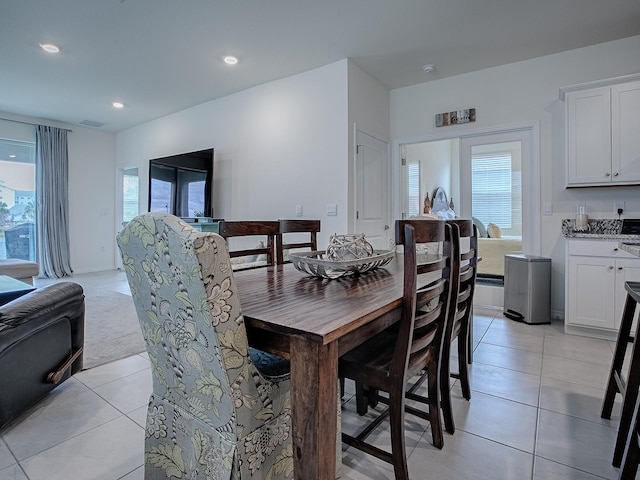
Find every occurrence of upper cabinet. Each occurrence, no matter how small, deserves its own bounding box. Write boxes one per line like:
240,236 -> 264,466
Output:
563,77 -> 640,187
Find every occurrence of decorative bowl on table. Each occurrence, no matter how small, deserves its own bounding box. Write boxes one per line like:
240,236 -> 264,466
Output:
288,249 -> 395,279
325,233 -> 374,261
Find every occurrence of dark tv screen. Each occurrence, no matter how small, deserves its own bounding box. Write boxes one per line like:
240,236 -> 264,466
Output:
148,148 -> 214,218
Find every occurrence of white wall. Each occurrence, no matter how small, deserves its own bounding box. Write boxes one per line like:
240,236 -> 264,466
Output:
117,60 -> 353,249
347,61 -> 391,227
0,114 -> 116,274
390,35 -> 640,315
68,127 -> 117,272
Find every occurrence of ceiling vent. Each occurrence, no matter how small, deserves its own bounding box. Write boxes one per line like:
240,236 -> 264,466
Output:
79,119 -> 105,128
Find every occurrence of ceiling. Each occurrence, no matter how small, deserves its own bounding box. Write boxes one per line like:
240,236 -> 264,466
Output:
1,0 -> 640,133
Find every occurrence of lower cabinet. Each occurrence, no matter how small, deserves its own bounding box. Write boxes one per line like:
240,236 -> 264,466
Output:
565,239 -> 640,338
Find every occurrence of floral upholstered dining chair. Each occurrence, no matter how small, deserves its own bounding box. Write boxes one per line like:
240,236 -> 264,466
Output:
117,212 -> 293,480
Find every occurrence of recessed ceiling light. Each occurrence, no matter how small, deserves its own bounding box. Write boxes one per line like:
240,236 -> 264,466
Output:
112,102 -> 124,109
422,64 -> 436,73
40,43 -> 60,53
9,154 -> 16,158
223,55 -> 238,65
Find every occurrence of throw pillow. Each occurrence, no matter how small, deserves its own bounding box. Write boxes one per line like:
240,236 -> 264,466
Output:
487,223 -> 502,238
246,241 -> 266,262
472,217 -> 488,238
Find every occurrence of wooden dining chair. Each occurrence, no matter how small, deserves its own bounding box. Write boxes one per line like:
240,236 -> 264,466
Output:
339,219 -> 459,479
438,218 -> 478,433
218,220 -> 279,267
275,219 -> 320,264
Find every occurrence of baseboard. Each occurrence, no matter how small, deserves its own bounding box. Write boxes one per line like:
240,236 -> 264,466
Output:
474,283 -> 504,308
66,266 -> 119,275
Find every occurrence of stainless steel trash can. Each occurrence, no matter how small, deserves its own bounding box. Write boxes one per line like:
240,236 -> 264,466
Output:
503,253 -> 551,324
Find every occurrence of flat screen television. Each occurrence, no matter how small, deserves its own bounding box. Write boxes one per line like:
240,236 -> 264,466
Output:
148,148 -> 214,218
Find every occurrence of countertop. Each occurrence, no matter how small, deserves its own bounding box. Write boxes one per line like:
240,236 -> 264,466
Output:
562,218 -> 640,242
619,242 -> 640,257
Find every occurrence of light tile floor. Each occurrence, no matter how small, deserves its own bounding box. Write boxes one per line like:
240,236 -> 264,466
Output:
0,271 -> 636,479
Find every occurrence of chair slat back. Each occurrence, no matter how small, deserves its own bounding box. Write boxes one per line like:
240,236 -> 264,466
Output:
393,219 -> 459,381
218,220 -> 279,266
276,219 -> 320,264
445,219 -> 478,343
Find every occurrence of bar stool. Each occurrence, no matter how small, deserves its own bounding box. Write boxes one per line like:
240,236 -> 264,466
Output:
601,281 -> 640,468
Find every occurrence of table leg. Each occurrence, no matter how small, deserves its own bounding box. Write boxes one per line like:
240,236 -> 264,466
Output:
290,336 -> 338,480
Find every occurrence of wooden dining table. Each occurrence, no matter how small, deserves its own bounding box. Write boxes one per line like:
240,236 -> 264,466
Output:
233,258 -> 405,479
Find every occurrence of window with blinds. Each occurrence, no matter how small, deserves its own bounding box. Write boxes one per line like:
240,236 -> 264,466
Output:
407,162 -> 420,217
472,151 -> 522,236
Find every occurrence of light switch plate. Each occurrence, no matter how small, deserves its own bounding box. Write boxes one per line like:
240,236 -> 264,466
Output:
295,205 -> 303,217
543,203 -> 553,215
326,203 -> 338,216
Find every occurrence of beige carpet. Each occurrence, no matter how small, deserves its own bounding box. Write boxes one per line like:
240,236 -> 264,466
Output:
82,289 -> 146,369
35,271 -> 147,370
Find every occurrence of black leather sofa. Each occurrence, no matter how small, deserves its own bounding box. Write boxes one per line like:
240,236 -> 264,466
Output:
0,282 -> 85,429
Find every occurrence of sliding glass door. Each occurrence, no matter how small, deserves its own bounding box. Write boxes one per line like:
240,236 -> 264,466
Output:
0,139 -> 36,261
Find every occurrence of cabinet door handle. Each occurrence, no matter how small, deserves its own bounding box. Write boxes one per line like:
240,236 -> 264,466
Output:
605,172 -> 611,177
618,266 -> 624,270
614,172 -> 619,176
608,265 -> 614,270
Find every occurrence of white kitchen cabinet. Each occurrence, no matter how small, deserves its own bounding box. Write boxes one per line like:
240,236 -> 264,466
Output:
565,80 -> 640,187
614,258 -> 640,331
612,82 -> 640,184
565,239 -> 640,339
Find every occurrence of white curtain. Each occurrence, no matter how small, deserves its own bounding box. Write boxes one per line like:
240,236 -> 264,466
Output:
35,125 -> 73,277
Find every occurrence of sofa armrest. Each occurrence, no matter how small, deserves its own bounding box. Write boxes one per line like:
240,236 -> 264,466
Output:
0,283 -> 84,327
0,282 -> 85,374
0,282 -> 85,428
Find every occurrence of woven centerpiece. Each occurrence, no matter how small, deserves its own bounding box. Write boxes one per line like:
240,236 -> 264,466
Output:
326,233 -> 374,261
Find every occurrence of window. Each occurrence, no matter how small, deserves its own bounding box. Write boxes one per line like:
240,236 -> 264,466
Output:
471,149 -> 522,238
0,139 -> 36,261
407,162 -> 420,217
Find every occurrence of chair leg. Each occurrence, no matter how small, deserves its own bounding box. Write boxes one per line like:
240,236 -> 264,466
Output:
428,360 -> 444,449
619,390 -> 640,480
388,386 -> 409,480
368,388 -> 379,408
620,431 -> 640,480
615,338 -> 640,467
440,340 -> 455,435
355,382 -> 370,416
458,328 -> 472,401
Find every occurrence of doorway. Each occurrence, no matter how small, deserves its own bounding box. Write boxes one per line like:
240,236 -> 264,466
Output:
116,166 -> 139,269
355,130 -> 390,250
398,124 -> 540,302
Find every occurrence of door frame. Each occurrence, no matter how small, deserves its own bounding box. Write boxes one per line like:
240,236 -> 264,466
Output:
392,121 -> 541,255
